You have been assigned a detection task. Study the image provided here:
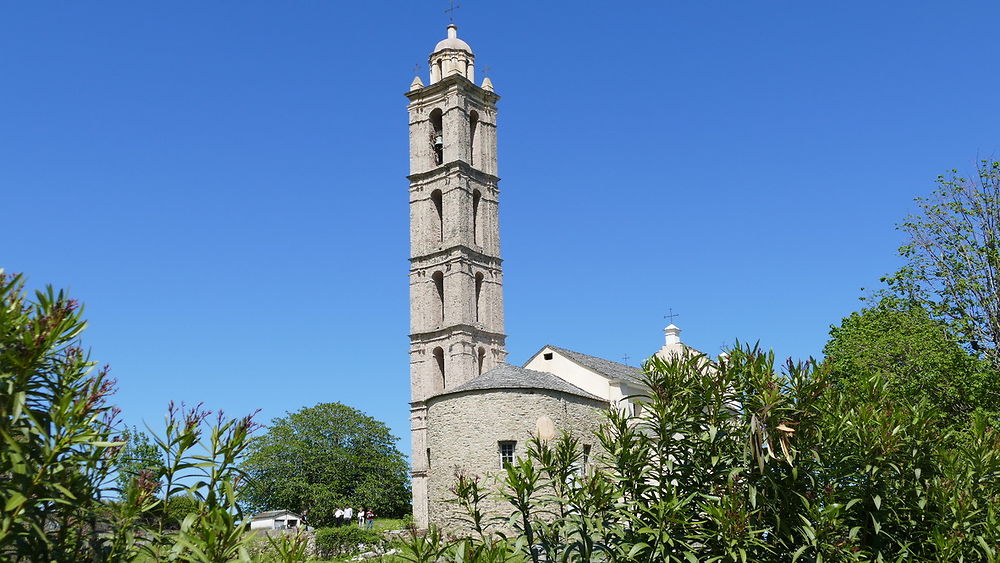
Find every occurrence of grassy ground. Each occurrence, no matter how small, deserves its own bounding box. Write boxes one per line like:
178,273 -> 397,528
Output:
369,517 -> 407,531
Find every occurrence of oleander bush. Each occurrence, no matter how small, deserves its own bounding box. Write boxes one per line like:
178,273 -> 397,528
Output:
0,271 -> 118,560
0,271 -> 260,562
403,346 -> 1000,563
246,529 -> 311,563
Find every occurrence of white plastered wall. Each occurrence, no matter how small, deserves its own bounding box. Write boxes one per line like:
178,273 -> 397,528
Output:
523,347 -> 642,412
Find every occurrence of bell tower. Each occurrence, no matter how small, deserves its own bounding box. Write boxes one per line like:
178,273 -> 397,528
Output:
406,24 -> 506,527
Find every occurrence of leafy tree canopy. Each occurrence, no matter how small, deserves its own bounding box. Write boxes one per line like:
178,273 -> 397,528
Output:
883,160 -> 1000,367
113,426 -> 165,495
241,402 -> 410,526
823,297 -> 999,423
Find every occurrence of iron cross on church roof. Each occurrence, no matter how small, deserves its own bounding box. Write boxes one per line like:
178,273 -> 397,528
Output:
444,0 -> 461,23
664,308 -> 680,324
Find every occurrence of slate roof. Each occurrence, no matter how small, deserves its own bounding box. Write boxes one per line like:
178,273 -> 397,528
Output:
439,364 -> 604,402
544,345 -> 645,385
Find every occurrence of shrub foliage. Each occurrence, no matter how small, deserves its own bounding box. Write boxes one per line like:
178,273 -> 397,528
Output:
313,525 -> 386,559
0,271 -> 117,560
0,272 -> 261,562
402,346 -> 1000,562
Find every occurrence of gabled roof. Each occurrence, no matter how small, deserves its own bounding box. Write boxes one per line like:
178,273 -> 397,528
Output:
439,364 -> 604,402
542,345 -> 646,385
251,510 -> 301,520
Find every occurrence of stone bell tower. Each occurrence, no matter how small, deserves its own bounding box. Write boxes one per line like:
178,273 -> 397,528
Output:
406,24 -> 506,527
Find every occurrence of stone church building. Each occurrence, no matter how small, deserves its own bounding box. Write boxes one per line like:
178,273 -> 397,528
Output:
405,25 -> 695,528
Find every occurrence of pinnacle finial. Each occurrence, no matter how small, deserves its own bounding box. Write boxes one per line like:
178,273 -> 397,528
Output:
664,324 -> 682,346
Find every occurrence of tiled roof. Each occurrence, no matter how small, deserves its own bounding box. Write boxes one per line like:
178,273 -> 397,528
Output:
440,364 -> 604,402
545,345 -> 645,385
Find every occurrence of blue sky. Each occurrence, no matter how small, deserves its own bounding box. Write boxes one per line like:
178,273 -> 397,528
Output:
3,2 -> 999,458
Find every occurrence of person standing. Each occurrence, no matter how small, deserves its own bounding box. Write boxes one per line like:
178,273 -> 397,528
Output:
334,507 -> 344,527
365,508 -> 374,530
343,506 -> 353,527
358,507 -> 365,527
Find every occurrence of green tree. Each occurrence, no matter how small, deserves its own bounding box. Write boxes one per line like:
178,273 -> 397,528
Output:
883,160 -> 1000,367
113,426 -> 165,495
241,402 -> 411,526
823,297 -> 998,423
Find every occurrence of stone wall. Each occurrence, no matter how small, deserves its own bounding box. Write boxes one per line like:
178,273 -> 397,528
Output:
425,388 -> 608,530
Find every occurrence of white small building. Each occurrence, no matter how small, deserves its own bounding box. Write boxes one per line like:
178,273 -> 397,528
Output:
249,510 -> 304,530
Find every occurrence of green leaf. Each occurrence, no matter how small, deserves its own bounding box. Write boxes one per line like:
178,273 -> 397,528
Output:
628,543 -> 650,558
977,536 -> 994,557
4,492 -> 26,512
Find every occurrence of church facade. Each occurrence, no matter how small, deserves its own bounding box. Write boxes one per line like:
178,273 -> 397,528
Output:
406,25 -> 694,528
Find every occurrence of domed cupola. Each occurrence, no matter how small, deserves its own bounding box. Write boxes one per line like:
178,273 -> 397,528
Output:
429,24 -> 475,84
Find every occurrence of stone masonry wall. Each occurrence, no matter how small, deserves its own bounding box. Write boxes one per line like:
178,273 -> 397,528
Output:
425,389 -> 608,531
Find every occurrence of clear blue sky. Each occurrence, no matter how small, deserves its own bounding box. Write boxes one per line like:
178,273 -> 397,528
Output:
3,2 -> 999,458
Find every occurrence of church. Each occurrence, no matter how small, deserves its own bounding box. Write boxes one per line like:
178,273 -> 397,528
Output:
405,24 -> 696,528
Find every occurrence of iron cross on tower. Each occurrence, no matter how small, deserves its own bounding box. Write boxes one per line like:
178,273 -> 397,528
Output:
444,0 -> 460,23
664,308 -> 680,324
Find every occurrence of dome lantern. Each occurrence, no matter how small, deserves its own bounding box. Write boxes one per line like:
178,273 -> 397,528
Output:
429,24 -> 475,84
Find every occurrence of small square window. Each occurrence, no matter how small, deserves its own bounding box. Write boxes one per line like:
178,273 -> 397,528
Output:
499,441 -> 516,467
543,352 -> 553,360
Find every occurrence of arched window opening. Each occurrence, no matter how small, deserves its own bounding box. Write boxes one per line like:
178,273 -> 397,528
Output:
433,347 -> 446,388
432,271 -> 445,323
472,189 -> 482,245
430,108 -> 444,165
469,110 -> 479,166
474,272 -> 484,323
431,189 -> 443,243
477,347 -> 486,375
